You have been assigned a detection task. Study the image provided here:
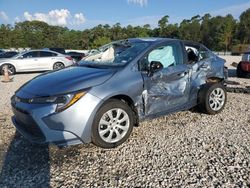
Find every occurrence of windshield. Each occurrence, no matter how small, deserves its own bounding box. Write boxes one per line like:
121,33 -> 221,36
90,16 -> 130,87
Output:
79,40 -> 150,67
12,52 -> 23,58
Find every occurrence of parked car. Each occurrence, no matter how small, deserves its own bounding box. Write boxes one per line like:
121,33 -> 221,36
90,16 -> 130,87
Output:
0,50 -> 74,75
236,52 -> 250,78
83,44 -> 114,61
11,38 -> 227,148
66,51 -> 85,62
0,51 -> 19,58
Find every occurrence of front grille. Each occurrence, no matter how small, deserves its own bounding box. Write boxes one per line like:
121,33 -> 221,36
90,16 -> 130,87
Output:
12,106 -> 45,142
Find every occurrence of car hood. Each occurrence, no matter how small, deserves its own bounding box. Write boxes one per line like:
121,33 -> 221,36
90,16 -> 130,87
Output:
16,66 -> 116,98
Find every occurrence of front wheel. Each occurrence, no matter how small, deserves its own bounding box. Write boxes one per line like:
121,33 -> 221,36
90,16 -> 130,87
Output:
92,99 -> 134,148
0,64 -> 16,75
198,83 -> 227,115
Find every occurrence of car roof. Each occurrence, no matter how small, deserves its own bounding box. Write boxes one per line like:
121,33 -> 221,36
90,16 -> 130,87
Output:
127,38 -> 203,47
127,37 -> 178,44
23,49 -> 62,54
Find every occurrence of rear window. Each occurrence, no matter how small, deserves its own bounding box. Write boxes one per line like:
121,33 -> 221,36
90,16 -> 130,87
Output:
40,51 -> 57,57
49,48 -> 65,54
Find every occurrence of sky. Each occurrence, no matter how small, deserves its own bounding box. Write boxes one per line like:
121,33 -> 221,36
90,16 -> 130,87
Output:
0,0 -> 250,30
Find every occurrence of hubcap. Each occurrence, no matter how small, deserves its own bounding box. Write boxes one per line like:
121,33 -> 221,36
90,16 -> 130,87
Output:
98,108 -> 130,143
54,63 -> 64,70
209,88 -> 225,111
8,65 -> 14,75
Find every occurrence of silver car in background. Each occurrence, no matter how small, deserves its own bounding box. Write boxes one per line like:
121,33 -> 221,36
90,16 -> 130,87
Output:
0,50 -> 74,75
11,38 -> 227,148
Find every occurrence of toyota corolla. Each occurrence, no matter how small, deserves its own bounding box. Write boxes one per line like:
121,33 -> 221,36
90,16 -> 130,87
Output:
11,38 -> 227,148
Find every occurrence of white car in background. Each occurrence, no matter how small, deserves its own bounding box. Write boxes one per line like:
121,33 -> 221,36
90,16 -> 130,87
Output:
0,50 -> 74,75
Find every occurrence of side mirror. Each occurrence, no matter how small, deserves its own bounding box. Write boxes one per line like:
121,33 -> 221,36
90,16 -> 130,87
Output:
18,55 -> 23,59
148,61 -> 163,76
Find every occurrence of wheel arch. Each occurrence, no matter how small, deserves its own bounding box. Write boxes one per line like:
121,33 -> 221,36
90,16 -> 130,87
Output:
105,94 -> 139,127
54,61 -> 65,65
206,77 -> 224,83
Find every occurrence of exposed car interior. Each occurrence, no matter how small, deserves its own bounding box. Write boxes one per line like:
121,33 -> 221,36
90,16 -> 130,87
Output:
148,46 -> 176,68
186,48 -> 199,63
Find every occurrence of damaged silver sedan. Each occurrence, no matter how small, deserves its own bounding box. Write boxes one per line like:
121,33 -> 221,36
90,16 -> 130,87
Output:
11,38 -> 227,148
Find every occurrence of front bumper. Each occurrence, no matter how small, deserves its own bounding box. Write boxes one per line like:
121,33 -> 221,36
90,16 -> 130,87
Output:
11,93 -> 102,146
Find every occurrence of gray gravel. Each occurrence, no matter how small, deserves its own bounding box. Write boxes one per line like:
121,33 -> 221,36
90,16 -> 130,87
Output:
0,69 -> 250,187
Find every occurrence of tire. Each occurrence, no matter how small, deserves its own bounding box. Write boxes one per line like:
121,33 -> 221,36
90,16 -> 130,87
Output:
236,62 -> 250,78
0,64 -> 16,75
92,99 -> 134,148
198,83 -> 227,115
53,62 -> 65,70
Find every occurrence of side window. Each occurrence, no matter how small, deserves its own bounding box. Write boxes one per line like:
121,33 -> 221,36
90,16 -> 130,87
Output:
185,44 -> 214,64
199,46 -> 212,61
185,46 -> 199,63
40,51 -> 57,57
146,43 -> 183,69
22,51 -> 39,58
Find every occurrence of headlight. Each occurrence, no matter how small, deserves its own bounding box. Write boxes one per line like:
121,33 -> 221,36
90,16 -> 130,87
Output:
55,92 -> 85,112
29,91 -> 85,112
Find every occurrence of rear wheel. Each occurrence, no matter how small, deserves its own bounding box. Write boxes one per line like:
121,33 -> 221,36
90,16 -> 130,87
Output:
0,64 -> 16,75
53,62 -> 65,70
92,99 -> 134,148
198,83 -> 227,115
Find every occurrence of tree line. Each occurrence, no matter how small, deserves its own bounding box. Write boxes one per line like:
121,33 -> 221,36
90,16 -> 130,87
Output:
0,8 -> 249,51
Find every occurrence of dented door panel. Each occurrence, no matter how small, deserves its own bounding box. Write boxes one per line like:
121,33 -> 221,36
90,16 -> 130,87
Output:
142,64 -> 191,115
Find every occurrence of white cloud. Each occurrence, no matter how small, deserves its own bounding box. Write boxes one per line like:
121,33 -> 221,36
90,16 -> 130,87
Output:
24,11 -> 33,21
127,0 -> 147,7
21,9 -> 86,26
208,2 -> 250,18
74,13 -> 86,25
0,11 -> 9,21
14,16 -> 21,22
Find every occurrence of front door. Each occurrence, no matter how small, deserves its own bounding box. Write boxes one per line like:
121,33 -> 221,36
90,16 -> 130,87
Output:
140,41 -> 191,116
17,51 -> 40,71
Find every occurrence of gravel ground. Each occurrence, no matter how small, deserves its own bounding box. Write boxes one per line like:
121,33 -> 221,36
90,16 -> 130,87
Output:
0,65 -> 250,187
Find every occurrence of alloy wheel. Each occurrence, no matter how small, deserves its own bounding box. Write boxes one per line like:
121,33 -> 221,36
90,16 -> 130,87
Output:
53,63 -> 64,70
209,88 -> 225,111
98,108 -> 130,143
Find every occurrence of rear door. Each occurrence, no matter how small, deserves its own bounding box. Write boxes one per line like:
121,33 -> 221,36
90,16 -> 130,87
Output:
39,51 -> 58,70
184,42 -> 221,102
140,41 -> 191,116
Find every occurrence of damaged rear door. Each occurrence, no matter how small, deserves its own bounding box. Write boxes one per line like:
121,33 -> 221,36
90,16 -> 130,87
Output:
140,41 -> 191,116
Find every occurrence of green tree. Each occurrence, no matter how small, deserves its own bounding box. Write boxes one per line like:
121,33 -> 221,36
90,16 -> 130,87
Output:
158,15 -> 169,36
92,36 -> 111,48
179,15 -> 201,42
238,8 -> 250,44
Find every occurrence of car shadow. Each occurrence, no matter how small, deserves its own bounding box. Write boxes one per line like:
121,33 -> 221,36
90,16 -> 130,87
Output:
0,132 -> 50,187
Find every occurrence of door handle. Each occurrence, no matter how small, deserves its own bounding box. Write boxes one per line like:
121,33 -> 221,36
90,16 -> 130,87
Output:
34,59 -> 38,61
